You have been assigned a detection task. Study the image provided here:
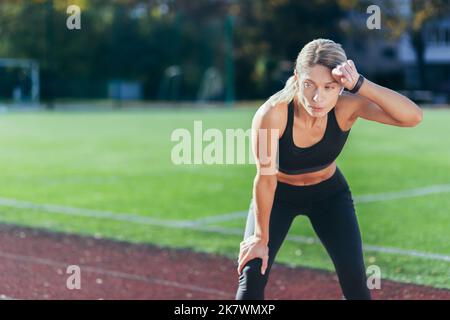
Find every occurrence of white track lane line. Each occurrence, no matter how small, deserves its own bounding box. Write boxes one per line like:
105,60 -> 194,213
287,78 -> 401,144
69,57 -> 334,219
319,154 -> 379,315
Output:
0,251 -> 231,298
192,183 -> 450,225
0,196 -> 448,263
190,210 -> 249,225
0,197 -> 199,228
353,183 -> 450,203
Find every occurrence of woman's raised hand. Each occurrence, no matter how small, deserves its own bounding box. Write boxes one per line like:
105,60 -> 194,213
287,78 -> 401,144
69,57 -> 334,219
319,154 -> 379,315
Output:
332,59 -> 360,91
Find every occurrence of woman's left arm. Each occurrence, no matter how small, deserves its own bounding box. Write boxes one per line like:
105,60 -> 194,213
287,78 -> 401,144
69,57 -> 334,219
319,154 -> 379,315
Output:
357,77 -> 423,127
333,59 -> 423,127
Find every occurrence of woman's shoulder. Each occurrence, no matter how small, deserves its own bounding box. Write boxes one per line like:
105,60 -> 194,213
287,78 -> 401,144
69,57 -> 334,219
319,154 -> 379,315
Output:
252,101 -> 289,137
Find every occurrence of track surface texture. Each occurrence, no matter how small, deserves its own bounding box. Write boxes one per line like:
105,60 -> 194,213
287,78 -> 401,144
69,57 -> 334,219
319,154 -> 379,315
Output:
0,224 -> 449,300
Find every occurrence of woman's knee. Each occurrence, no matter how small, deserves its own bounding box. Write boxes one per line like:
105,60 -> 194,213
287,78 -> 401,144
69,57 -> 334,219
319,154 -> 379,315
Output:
236,258 -> 269,300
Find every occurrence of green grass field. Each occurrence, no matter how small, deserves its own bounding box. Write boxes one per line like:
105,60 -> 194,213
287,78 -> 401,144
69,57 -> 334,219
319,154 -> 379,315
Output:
0,106 -> 448,289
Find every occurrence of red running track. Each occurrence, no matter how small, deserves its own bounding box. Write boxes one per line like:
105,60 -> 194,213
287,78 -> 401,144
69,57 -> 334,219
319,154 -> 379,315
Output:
0,224 -> 449,300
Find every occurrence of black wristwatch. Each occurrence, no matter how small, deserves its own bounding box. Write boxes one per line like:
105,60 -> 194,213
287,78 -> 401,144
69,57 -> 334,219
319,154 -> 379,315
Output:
345,74 -> 365,94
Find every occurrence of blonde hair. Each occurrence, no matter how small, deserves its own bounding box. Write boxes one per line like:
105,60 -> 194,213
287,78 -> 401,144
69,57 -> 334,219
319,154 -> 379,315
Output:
267,38 -> 348,107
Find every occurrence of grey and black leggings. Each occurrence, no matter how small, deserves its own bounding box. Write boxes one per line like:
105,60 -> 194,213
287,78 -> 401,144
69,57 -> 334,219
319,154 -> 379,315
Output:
235,167 -> 371,300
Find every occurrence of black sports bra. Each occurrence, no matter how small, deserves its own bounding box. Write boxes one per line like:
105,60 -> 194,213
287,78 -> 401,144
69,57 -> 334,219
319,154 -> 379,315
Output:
277,100 -> 351,175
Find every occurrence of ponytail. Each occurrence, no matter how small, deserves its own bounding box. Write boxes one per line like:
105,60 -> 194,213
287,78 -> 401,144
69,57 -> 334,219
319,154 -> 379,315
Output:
266,75 -> 298,108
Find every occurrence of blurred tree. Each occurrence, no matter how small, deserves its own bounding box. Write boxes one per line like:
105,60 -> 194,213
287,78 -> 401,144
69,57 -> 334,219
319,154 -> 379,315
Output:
231,0 -> 347,99
0,0 -> 347,101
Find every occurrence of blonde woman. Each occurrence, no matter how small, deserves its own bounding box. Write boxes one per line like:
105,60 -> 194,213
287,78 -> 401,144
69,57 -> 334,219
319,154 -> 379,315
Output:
236,38 -> 423,300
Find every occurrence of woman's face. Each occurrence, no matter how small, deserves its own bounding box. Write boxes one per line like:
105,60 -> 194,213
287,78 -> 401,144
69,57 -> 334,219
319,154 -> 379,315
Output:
295,64 -> 343,117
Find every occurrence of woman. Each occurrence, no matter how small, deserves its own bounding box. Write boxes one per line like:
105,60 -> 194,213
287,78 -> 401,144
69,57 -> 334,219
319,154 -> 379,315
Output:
235,38 -> 423,300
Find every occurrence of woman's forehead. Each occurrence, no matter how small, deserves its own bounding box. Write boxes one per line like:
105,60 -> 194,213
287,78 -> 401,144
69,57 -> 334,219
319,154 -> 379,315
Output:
301,65 -> 337,84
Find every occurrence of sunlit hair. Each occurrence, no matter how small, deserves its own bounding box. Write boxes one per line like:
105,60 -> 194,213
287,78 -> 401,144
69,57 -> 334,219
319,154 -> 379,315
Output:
266,38 -> 347,107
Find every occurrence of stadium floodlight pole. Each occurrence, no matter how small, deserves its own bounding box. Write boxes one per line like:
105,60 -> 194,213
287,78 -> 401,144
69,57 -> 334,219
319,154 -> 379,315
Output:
45,0 -> 55,110
172,12 -> 182,101
225,14 -> 235,107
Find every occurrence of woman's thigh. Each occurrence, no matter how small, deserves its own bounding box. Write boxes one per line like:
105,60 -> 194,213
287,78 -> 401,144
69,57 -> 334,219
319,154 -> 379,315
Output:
242,198 -> 298,263
236,198 -> 299,299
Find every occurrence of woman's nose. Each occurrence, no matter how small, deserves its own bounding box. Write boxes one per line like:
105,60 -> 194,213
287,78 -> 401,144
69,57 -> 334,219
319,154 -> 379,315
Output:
313,91 -> 325,103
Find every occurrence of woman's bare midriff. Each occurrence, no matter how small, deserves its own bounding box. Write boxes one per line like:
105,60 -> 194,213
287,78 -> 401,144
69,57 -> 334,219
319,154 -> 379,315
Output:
276,161 -> 337,186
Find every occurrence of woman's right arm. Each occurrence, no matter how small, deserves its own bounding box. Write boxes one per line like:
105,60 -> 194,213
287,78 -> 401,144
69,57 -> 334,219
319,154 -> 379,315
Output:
237,105 -> 281,275
252,174 -> 277,245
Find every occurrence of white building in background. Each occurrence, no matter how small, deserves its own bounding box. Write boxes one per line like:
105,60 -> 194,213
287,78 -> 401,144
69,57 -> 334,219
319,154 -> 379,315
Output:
343,0 -> 450,103
398,15 -> 450,97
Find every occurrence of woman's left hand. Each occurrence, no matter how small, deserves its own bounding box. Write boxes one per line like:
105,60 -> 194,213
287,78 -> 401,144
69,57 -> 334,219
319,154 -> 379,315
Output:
332,59 -> 360,91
